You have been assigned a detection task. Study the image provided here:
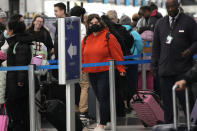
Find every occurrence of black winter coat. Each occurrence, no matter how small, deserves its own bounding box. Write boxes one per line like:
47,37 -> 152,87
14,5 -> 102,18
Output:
6,33 -> 34,101
0,23 -> 5,34
152,13 -> 197,77
27,27 -> 54,53
0,23 -> 5,48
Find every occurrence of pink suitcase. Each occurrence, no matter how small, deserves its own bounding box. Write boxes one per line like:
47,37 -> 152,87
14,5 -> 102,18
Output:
0,104 -> 9,131
138,71 -> 154,91
130,90 -> 164,127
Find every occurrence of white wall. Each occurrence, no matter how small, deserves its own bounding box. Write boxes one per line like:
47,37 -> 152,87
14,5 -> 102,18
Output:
26,0 -> 43,13
0,0 -> 9,11
44,1 -> 167,18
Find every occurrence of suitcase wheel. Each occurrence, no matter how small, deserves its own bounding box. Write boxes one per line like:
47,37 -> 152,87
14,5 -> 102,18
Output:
141,120 -> 148,128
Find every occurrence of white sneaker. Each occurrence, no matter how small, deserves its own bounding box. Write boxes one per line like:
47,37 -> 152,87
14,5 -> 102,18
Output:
93,126 -> 105,131
104,122 -> 111,130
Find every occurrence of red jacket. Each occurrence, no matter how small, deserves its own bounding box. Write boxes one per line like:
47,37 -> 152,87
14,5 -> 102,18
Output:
82,28 -> 125,73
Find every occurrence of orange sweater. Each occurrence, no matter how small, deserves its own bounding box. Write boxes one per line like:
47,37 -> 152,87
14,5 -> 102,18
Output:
82,28 -> 125,73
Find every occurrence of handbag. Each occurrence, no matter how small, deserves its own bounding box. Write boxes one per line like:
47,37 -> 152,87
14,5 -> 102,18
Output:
0,104 -> 9,131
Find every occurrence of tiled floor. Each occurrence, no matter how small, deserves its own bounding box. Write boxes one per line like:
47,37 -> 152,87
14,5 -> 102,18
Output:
41,111 -> 152,131
41,110 -> 185,131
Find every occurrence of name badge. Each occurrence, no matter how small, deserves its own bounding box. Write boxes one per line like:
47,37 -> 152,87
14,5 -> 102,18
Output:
166,35 -> 173,44
179,30 -> 184,33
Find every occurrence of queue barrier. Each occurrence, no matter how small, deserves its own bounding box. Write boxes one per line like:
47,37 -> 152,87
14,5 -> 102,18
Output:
0,59 -> 152,71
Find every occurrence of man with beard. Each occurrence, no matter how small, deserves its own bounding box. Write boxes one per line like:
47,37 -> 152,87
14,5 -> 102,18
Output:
151,0 -> 197,124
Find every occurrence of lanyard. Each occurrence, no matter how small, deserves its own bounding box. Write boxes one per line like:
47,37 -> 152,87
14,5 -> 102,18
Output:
170,18 -> 176,35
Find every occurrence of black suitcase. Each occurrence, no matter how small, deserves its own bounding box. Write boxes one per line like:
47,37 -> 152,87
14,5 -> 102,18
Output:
152,85 -> 197,131
40,81 -> 66,103
35,99 -> 84,131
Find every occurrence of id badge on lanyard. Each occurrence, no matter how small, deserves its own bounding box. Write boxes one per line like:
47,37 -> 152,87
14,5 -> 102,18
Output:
166,21 -> 175,44
166,35 -> 173,44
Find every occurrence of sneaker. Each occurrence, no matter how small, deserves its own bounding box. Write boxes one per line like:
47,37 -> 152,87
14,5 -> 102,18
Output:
93,126 -> 105,131
104,122 -> 111,130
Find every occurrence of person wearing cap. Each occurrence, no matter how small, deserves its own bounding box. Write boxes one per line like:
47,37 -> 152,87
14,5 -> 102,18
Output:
0,10 -> 6,34
119,15 -> 143,112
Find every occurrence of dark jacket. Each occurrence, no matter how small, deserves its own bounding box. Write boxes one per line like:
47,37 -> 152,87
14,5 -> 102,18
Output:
184,62 -> 197,84
0,33 -> 5,48
54,22 -> 58,59
152,13 -> 197,77
6,32 -> 34,101
27,27 -> 54,55
0,23 -> 5,48
0,23 -> 5,34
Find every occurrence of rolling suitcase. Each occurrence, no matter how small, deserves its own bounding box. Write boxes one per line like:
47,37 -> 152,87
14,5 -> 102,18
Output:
152,85 -> 197,131
35,99 -> 84,131
191,99 -> 197,125
130,90 -> 164,127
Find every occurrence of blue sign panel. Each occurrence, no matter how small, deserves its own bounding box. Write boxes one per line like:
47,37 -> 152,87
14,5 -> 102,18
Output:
65,17 -> 81,83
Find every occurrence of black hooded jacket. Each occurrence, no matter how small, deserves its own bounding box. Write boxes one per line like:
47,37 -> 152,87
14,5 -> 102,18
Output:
0,23 -> 5,34
6,32 -> 34,101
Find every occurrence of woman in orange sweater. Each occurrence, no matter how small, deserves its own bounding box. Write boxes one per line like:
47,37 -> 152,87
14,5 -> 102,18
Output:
82,14 -> 125,131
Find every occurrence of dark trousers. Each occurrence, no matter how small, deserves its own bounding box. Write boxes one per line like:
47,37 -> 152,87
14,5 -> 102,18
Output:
115,71 -> 126,117
126,64 -> 138,103
6,98 -> 30,131
160,75 -> 194,124
154,71 -> 161,96
89,71 -> 110,125
75,83 -> 81,106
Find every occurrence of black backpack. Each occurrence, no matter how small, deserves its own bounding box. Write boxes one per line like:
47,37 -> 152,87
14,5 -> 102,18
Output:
101,15 -> 134,56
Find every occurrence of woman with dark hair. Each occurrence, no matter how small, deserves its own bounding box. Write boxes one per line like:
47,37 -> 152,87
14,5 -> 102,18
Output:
4,20 -> 34,131
27,14 -> 54,58
82,14 -> 125,131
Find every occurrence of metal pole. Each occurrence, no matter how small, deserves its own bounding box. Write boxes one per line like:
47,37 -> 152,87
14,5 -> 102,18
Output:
142,53 -> 147,90
28,65 -> 36,131
185,88 -> 191,131
172,85 -> 178,130
96,99 -> 100,123
109,60 -> 117,131
66,84 -> 75,131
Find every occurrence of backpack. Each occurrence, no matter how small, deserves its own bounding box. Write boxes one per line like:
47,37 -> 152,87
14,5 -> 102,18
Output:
101,15 -> 134,56
140,30 -> 154,41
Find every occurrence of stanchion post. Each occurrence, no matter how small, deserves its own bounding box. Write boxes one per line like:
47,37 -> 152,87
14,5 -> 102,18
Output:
28,65 -> 36,131
66,84 -> 75,131
109,60 -> 117,131
142,53 -> 147,90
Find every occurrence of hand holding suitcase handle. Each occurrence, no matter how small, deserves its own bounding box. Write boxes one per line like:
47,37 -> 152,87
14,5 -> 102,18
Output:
172,85 -> 191,130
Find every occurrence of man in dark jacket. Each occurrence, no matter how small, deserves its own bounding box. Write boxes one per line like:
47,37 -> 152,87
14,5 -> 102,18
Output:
53,2 -> 67,79
151,0 -> 197,124
54,2 -> 67,60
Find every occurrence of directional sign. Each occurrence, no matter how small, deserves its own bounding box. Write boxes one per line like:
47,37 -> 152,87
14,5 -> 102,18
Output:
65,17 -> 81,83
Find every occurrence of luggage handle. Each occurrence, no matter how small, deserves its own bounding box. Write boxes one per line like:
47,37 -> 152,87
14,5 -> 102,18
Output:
172,85 -> 191,130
